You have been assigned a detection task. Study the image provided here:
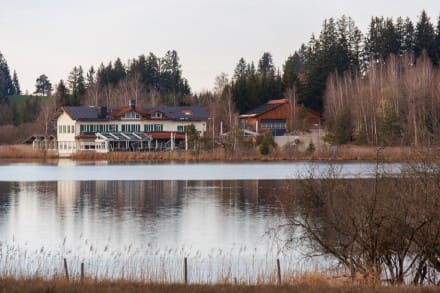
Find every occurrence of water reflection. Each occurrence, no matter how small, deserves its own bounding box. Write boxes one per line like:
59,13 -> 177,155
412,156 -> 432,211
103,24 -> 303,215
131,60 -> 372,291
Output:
0,180 -> 289,254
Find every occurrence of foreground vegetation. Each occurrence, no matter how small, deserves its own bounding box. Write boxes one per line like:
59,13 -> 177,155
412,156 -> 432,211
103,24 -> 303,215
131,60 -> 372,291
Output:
0,278 -> 439,293
0,144 -> 423,162
277,152 -> 440,286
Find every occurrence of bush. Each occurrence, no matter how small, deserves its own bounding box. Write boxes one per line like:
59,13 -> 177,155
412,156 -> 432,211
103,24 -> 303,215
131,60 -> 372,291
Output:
259,132 -> 276,155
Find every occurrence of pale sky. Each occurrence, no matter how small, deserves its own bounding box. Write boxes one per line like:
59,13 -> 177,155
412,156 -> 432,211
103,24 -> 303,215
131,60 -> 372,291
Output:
1,0 -> 439,94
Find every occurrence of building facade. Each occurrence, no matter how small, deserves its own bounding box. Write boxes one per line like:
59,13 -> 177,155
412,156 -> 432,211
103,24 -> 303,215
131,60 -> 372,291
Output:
239,99 -> 321,136
57,101 -> 208,156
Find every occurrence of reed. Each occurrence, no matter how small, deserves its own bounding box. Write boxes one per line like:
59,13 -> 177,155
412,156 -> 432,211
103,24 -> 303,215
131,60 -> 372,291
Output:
69,145 -> 423,162
0,145 -> 57,160
0,143 -> 428,162
0,277 -> 438,292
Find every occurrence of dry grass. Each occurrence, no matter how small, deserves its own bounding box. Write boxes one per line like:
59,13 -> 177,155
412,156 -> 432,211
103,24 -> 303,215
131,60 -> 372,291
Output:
70,145 -> 423,163
0,277 -> 438,293
0,144 -> 57,160
0,143 -> 432,163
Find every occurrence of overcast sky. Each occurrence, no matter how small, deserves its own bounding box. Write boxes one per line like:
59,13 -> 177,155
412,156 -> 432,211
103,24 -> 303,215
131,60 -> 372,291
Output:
1,0 -> 439,94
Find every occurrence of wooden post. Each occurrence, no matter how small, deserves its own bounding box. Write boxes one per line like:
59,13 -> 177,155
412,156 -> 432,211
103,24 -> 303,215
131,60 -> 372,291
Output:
81,262 -> 85,283
184,257 -> 188,284
276,258 -> 282,286
63,258 -> 69,281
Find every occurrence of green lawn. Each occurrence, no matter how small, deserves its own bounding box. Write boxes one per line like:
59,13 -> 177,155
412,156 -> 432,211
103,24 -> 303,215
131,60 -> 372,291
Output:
8,95 -> 49,105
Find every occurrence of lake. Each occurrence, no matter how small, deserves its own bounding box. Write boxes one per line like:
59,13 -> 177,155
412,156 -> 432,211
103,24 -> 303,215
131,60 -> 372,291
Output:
0,161 -> 399,282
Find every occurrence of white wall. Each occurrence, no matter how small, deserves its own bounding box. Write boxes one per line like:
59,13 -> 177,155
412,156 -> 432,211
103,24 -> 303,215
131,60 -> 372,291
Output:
57,112 -> 77,155
56,109 -> 208,155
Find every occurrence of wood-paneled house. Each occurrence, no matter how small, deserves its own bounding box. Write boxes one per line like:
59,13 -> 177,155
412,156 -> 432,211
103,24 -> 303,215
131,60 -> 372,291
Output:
239,99 -> 320,136
57,100 -> 208,156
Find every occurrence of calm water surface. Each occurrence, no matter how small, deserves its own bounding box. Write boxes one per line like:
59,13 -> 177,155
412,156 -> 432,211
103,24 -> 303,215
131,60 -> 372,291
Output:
0,161 -> 398,282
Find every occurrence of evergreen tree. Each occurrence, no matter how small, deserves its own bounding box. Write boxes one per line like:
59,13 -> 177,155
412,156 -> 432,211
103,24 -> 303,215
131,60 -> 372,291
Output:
68,66 -> 86,105
436,16 -> 440,64
234,58 -> 247,79
258,52 -> 274,76
283,52 -> 302,88
145,53 -> 160,90
414,10 -> 437,64
113,58 -> 126,83
382,18 -> 400,59
86,66 -> 95,88
403,17 -> 415,55
12,71 -> 20,95
0,51 -> 14,100
231,53 -> 284,113
395,17 -> 415,55
159,50 -> 190,96
55,80 -> 71,106
364,17 -> 401,61
34,74 -> 52,96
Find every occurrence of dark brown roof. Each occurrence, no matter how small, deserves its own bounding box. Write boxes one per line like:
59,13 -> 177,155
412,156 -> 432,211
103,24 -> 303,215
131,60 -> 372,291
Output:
239,99 -> 288,118
63,105 -> 208,121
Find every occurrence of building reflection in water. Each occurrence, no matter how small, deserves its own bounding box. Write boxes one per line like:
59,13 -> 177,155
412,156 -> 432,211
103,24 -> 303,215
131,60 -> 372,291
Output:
0,179 -> 291,255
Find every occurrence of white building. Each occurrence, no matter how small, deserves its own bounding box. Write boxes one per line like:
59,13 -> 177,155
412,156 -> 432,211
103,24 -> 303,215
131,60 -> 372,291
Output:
57,101 -> 208,156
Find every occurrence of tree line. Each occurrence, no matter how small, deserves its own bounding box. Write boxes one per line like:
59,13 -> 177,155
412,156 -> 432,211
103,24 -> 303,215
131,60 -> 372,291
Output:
1,10 -> 440,145
228,11 -> 440,116
54,50 -> 190,108
323,11 -> 440,146
0,51 -> 20,101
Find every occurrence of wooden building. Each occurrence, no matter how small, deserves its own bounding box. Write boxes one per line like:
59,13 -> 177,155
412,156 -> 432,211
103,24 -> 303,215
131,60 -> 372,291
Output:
239,99 -> 320,136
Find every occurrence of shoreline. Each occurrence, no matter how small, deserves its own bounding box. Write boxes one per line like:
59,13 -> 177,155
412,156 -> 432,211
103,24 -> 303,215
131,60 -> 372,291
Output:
0,144 -> 433,163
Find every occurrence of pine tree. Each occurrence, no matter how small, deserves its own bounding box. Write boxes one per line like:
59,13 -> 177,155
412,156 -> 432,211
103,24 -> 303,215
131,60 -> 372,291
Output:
145,53 -> 160,90
86,66 -> 95,88
34,74 -> 52,96
68,66 -> 86,105
382,18 -> 400,59
414,10 -> 437,64
12,71 -> 20,95
234,58 -> 247,79
283,52 -> 302,88
55,80 -> 71,106
113,58 -> 126,83
436,16 -> 440,64
258,52 -> 274,76
0,51 -> 14,100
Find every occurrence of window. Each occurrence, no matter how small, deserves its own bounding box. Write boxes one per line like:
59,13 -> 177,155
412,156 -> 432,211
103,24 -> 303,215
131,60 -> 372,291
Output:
144,124 -> 163,132
62,125 -> 66,133
261,119 -> 286,129
59,126 -> 62,133
177,125 -> 188,133
122,111 -> 141,119
151,112 -> 163,119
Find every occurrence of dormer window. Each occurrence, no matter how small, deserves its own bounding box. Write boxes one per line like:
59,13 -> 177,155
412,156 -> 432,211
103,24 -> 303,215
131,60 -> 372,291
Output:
122,111 -> 141,119
151,112 -> 163,119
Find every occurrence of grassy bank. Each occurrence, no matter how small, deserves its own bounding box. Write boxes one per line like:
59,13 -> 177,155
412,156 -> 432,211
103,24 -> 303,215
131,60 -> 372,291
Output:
70,145 -> 420,162
0,145 -> 57,160
0,144 -> 432,162
0,278 -> 438,293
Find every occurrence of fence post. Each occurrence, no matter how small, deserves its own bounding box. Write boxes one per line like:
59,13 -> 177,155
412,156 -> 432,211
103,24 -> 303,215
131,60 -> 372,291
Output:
184,257 -> 188,284
277,258 -> 282,286
81,262 -> 85,283
63,258 -> 69,281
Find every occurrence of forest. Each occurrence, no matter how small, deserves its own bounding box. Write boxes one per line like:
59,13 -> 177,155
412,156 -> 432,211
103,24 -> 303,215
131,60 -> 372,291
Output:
0,10 -> 440,146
